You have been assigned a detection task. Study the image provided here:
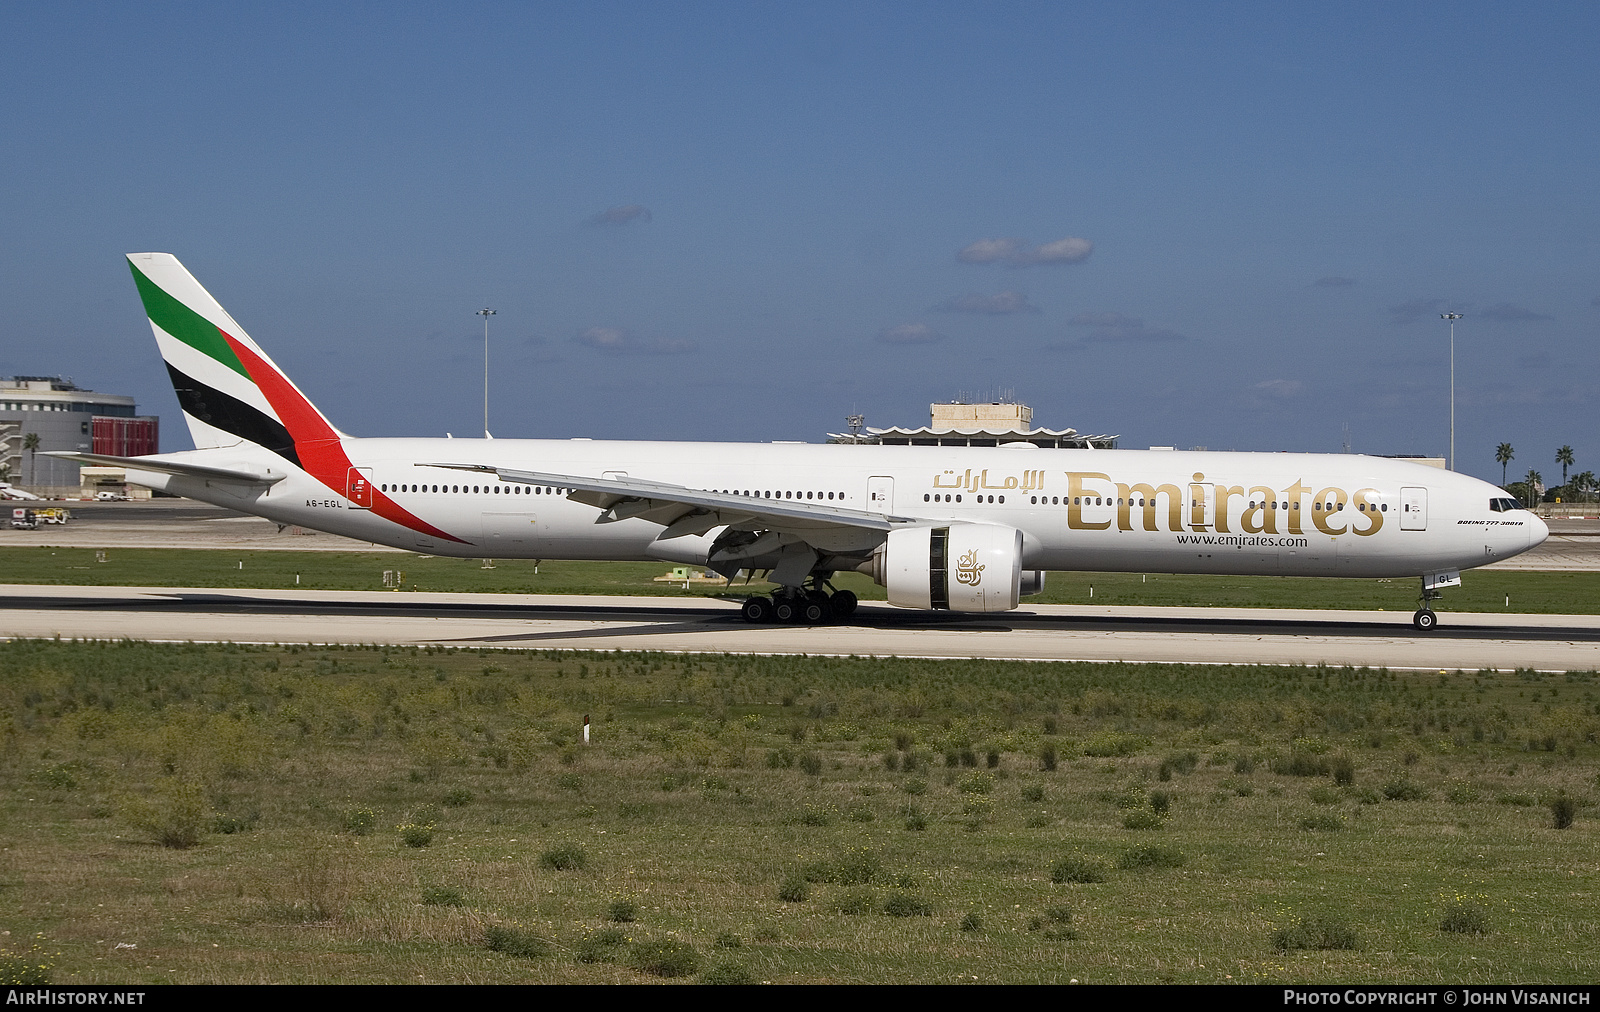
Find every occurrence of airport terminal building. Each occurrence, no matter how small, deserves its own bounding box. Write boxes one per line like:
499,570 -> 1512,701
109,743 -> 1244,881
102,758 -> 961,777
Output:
0,376 -> 158,497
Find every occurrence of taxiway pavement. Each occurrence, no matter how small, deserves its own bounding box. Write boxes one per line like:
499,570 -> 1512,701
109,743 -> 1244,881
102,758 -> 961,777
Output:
3,584 -> 1597,671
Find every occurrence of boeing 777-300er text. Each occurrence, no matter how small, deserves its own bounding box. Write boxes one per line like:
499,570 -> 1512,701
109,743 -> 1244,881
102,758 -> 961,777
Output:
50,253 -> 1549,630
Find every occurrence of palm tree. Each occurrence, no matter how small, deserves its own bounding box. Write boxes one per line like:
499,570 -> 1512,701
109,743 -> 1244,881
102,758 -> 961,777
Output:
1574,471 -> 1598,503
1523,469 -> 1543,509
23,432 -> 39,487
1556,445 -> 1575,486
1496,443 -> 1515,486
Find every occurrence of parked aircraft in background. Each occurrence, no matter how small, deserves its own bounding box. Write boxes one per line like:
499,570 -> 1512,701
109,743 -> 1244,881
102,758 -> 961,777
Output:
49,254 -> 1548,630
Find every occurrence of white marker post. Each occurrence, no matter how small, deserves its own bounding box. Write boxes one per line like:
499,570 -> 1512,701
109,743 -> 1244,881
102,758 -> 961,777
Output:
583,714 -> 590,746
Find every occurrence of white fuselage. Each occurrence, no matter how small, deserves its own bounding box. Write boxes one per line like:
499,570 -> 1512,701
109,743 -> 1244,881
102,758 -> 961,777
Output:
129,437 -> 1547,580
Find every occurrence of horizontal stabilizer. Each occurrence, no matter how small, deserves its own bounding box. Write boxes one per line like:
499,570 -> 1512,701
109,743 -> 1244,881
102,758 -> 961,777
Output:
42,451 -> 287,486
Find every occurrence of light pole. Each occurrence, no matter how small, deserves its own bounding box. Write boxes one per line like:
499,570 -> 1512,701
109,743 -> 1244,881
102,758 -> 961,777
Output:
1441,312 -> 1462,470
477,308 -> 496,438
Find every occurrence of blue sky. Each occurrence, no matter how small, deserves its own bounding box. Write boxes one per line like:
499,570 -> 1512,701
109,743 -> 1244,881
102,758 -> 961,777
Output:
2,2 -> 1596,484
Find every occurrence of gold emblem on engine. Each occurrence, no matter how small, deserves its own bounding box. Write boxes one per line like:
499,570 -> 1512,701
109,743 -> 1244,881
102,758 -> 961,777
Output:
955,548 -> 984,586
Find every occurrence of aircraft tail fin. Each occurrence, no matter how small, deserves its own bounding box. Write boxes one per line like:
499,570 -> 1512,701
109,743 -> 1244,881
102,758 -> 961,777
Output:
125,253 -> 344,466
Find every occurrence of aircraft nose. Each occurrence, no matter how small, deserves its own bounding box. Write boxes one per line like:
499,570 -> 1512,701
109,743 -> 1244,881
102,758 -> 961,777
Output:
1528,513 -> 1549,550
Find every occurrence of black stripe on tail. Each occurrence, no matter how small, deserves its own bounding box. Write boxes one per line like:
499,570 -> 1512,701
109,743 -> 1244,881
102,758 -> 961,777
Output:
165,362 -> 302,468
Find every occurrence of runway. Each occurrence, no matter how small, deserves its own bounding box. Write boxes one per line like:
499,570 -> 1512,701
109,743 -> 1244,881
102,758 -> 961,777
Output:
3,584 -> 1597,671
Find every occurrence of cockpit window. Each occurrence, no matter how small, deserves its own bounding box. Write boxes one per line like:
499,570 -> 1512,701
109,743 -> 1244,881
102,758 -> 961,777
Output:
1489,497 -> 1520,512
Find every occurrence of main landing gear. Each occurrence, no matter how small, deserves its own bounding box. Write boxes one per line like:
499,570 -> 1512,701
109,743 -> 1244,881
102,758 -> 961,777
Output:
1413,578 -> 1443,632
740,584 -> 857,624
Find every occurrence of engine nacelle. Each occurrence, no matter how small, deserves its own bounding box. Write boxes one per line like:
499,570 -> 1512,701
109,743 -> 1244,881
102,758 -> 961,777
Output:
862,523 -> 1023,612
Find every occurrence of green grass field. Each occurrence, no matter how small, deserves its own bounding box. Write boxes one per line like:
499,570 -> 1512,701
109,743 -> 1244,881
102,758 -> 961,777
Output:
1,642 -> 1595,984
2,546 -> 1598,613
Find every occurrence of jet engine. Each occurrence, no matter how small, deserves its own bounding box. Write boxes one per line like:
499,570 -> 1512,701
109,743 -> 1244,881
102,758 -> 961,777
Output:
861,523 -> 1024,612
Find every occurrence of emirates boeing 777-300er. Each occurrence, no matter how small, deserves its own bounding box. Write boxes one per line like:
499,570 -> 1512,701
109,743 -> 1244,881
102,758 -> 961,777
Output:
51,253 -> 1549,630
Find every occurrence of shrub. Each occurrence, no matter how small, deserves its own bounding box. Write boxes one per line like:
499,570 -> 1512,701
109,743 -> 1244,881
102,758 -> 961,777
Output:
628,939 -> 700,978
556,772 -> 583,792
777,875 -> 809,902
608,898 -> 638,923
960,912 -> 982,931
211,811 -> 257,834
799,804 -> 834,826
1118,845 -> 1185,870
882,753 -> 898,771
1022,783 -> 1045,803
0,934 -> 57,985
125,778 -> 208,849
1233,755 -> 1257,774
1382,778 -> 1428,801
343,807 -> 377,835
1551,793 -> 1577,830
1308,786 -> 1341,806
1149,790 -> 1171,815
903,806 -> 927,832
398,822 -> 434,848
1446,784 -> 1480,804
958,772 -> 994,795
986,750 -> 1000,768
421,886 -> 464,906
1025,812 -> 1050,828
1051,856 -> 1108,884
960,749 -> 978,767
799,753 -> 823,776
484,925 -> 551,958
1332,754 -> 1355,786
848,805 -> 875,823
540,843 -> 587,870
1123,810 -> 1163,830
700,960 -> 755,985
832,889 -> 876,915
1272,753 -> 1330,777
1040,746 -> 1058,772
882,892 -> 932,917
575,927 -> 628,963
1301,813 -> 1344,832
833,847 -> 882,886
713,932 -> 742,948
442,788 -> 473,807
1271,916 -> 1360,951
1439,900 -> 1490,934
766,748 -> 794,769
902,778 -> 927,796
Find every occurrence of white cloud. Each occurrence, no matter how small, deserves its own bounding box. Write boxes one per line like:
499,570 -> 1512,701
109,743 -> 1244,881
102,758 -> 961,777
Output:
877,322 -> 942,345
587,204 -> 652,225
957,236 -> 1093,266
574,326 -> 695,355
938,290 -> 1040,315
1479,303 -> 1553,322
1387,298 -> 1449,325
1253,378 -> 1303,399
1059,311 -> 1183,345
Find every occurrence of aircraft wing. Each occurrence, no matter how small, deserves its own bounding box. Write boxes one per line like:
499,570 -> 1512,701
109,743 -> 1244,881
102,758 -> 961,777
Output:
428,462 -> 918,544
42,451 -> 287,486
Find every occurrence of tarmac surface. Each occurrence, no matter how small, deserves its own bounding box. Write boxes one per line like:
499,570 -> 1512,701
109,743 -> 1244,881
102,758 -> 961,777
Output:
2,584 -> 1597,671
5,499 -> 1598,669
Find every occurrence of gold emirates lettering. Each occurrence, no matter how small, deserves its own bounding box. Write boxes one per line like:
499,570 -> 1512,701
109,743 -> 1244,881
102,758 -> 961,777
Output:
1036,472 -> 1384,537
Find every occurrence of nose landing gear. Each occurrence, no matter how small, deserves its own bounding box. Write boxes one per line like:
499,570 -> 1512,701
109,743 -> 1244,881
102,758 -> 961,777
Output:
1412,574 -> 1448,632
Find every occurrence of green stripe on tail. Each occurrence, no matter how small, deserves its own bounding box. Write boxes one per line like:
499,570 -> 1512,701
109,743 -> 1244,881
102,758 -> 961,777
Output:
128,261 -> 250,379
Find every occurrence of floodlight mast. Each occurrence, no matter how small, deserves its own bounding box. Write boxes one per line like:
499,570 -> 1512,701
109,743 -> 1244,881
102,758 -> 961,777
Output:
1441,312 -> 1462,470
477,308 -> 497,438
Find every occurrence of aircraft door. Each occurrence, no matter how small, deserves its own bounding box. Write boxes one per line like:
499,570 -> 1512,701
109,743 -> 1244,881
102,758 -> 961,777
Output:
867,476 -> 894,514
1400,487 -> 1427,531
347,468 -> 374,509
1189,483 -> 1214,531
